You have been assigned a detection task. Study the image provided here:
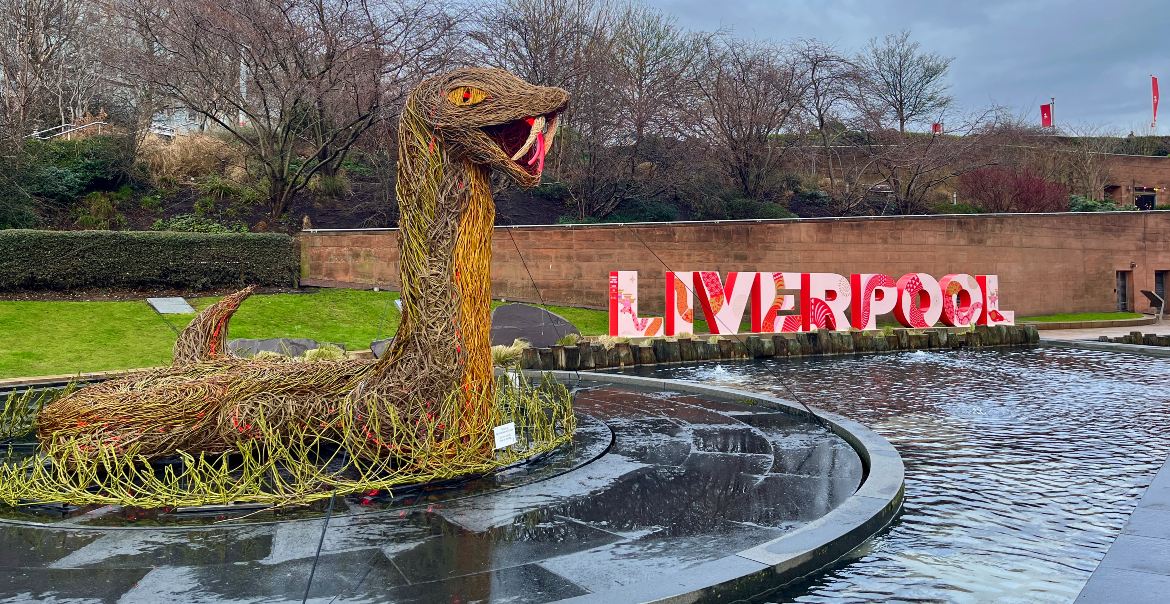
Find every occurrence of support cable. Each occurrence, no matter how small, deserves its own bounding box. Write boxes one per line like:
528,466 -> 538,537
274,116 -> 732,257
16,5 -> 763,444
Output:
505,226 -> 582,388
620,223 -> 829,430
301,490 -> 336,604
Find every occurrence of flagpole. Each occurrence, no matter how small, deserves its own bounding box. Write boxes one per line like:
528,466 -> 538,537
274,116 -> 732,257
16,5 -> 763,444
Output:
1051,97 -> 1056,129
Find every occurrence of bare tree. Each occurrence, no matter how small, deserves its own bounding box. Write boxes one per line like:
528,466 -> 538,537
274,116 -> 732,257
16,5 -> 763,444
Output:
689,35 -> 806,201
554,2 -> 710,220
0,0 -> 101,141
855,30 -> 953,133
957,166 -> 1069,213
119,0 -> 453,218
853,109 -> 1001,214
1056,123 -> 1118,200
794,39 -> 854,189
472,0 -> 617,189
609,5 -> 706,174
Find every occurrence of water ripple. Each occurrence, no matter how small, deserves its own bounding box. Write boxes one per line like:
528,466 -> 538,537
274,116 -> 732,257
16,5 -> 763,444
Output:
631,348 -> 1170,604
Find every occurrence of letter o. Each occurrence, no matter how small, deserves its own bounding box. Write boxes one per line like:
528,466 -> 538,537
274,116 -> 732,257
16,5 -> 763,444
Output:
938,274 -> 984,327
894,273 -> 943,328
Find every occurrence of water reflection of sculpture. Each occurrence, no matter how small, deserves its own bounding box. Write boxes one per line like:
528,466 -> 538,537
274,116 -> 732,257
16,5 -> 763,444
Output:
0,70 -> 574,508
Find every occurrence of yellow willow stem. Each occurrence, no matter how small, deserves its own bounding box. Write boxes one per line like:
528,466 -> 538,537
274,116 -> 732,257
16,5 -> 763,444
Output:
456,161 -> 496,436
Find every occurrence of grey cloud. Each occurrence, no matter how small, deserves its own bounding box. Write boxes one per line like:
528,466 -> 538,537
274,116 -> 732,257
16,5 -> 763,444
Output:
648,0 -> 1170,131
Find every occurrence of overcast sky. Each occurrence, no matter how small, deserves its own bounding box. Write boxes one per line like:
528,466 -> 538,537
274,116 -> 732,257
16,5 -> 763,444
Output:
647,0 -> 1170,133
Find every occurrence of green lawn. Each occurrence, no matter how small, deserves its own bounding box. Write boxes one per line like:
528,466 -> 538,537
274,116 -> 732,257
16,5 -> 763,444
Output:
1020,312 -> 1144,322
0,289 -> 610,379
189,289 -> 402,349
0,299 -> 189,378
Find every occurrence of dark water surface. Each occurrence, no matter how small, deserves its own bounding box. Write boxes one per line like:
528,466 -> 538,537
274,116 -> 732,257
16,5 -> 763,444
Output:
623,347 -> 1170,604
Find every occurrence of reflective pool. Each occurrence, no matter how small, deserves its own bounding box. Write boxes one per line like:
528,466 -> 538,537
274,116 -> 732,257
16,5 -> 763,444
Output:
619,347 -> 1170,603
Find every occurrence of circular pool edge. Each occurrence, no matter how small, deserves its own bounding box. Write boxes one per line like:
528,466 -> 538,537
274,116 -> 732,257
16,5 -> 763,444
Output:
537,370 -> 906,604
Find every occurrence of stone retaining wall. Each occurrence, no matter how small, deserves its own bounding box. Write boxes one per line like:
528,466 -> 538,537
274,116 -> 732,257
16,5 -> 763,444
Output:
301,211 -> 1170,318
520,324 -> 1040,371
1099,330 -> 1170,346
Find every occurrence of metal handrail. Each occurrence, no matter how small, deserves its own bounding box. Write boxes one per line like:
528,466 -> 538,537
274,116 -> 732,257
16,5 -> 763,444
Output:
26,121 -> 106,140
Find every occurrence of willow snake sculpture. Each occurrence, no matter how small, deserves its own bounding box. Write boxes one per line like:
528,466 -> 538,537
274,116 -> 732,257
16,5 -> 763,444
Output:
31,69 -> 571,483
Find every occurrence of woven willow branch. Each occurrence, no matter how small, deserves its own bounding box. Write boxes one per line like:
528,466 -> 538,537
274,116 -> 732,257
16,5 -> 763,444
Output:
3,69 -> 572,509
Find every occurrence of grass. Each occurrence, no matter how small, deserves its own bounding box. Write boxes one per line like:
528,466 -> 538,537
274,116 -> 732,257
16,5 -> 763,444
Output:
1020,312 -> 1144,322
0,300 -> 185,378
519,302 -> 608,336
189,289 -> 402,349
0,289 -> 612,379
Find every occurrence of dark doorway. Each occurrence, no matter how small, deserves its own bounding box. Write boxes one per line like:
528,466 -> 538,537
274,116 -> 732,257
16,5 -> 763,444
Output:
1157,271 -> 1167,302
1136,194 -> 1156,210
1117,271 -> 1131,312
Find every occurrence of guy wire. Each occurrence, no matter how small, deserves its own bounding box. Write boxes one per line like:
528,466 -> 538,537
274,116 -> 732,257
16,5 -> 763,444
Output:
375,288 -> 394,342
148,300 -> 181,336
505,225 -> 582,388
620,223 -> 829,430
302,490 -> 336,604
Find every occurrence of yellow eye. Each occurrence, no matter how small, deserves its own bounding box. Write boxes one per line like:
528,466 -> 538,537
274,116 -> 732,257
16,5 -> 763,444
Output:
448,86 -> 489,106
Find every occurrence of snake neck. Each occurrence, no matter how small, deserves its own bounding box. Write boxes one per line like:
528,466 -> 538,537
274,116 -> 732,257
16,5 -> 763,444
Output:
368,105 -> 495,420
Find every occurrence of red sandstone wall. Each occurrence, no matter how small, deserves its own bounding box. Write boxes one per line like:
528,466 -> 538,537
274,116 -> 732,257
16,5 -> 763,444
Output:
1105,155 -> 1170,205
300,211 -> 1170,318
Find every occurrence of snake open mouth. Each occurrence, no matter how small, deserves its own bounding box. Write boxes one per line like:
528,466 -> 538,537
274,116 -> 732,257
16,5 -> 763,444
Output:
484,111 -> 562,176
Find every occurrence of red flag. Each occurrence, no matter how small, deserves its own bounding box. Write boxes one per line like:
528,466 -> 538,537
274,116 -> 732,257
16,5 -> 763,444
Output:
1040,104 -> 1053,128
1153,76 -> 1159,127
932,123 -> 942,133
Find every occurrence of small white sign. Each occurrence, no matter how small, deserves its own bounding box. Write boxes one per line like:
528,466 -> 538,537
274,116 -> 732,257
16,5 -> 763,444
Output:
493,422 -> 517,450
146,297 -> 195,314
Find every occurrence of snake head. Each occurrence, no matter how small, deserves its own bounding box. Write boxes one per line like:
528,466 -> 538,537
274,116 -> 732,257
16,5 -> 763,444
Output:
408,68 -> 570,189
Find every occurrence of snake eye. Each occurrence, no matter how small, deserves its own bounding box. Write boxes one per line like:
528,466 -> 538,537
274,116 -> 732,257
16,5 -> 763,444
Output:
448,86 -> 489,106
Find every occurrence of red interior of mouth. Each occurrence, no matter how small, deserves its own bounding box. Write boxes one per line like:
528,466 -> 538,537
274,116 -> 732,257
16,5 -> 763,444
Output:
483,112 -> 559,176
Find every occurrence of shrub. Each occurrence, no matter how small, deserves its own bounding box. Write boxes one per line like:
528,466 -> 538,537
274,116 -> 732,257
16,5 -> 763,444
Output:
929,201 -> 983,214
491,339 -> 530,368
593,335 -> 630,348
555,333 -> 580,346
557,199 -> 680,224
957,167 -> 1068,213
1068,196 -> 1136,212
25,165 -> 85,203
0,230 -> 296,290
340,159 -> 373,177
309,174 -> 351,198
152,214 -> 247,233
194,196 -> 217,216
140,194 -> 164,212
606,200 -> 678,223
197,174 -> 242,200
75,192 -> 126,230
23,136 -> 134,201
0,191 -> 37,229
301,344 -> 346,362
724,198 -> 796,220
556,215 -> 600,224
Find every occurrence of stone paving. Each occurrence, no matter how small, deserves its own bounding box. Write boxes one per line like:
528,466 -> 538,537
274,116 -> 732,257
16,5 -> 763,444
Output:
1037,317 -> 1169,341
0,386 -> 877,603
1076,452 -> 1170,603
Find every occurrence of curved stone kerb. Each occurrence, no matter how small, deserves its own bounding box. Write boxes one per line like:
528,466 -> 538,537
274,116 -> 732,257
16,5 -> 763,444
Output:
537,370 -> 905,604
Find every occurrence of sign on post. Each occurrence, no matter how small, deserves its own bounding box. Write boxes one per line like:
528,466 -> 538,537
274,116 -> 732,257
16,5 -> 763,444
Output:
493,422 -> 517,450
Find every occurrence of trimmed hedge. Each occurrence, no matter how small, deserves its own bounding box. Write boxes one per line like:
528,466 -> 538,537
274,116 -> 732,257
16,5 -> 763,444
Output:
0,230 -> 298,291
